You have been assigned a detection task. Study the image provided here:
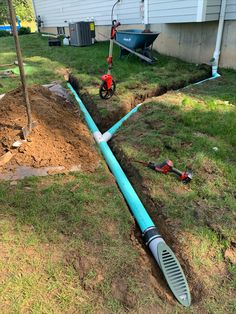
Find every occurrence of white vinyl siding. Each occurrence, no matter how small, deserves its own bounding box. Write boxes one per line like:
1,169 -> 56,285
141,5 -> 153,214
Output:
205,0 -> 221,21
225,0 -> 236,20
33,0 -> 141,27
206,0 -> 236,21
33,0 -> 236,28
149,0 -> 199,24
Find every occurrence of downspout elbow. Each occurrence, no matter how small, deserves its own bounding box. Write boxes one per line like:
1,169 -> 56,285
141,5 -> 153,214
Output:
211,0 -> 227,77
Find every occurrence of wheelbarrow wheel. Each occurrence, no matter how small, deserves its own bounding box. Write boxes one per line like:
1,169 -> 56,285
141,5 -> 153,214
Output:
99,80 -> 116,99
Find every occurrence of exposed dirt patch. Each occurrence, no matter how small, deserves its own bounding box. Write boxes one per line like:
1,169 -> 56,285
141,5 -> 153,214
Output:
0,85 -> 100,174
68,251 -> 103,290
111,278 -> 136,309
224,247 -> 236,264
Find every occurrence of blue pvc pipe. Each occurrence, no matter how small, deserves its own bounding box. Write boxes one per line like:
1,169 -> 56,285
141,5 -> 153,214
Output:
105,103 -> 142,138
68,83 -> 155,232
67,83 -> 192,308
99,141 -> 155,231
69,82 -> 99,134
193,72 -> 221,85
104,73 -> 221,141
104,71 -> 221,140
181,72 -> 221,91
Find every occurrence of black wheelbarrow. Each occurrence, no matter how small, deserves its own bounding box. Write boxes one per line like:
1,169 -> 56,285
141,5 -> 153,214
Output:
115,29 -> 160,63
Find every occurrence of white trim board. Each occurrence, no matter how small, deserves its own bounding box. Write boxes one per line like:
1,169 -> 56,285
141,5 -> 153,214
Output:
197,0 -> 207,22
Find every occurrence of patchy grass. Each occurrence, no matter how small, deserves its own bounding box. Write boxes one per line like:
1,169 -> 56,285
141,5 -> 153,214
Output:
186,68 -> 236,104
0,164 -> 170,313
1,33 -> 235,312
0,34 -> 209,93
0,34 -> 210,130
112,72 -> 236,313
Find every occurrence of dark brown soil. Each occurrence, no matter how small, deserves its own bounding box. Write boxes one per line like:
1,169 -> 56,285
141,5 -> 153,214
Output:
0,86 -> 100,173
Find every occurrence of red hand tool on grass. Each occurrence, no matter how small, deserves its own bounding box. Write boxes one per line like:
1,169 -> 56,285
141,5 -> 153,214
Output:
132,159 -> 193,184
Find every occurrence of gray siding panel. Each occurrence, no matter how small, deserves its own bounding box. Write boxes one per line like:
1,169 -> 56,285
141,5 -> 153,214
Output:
206,0 -> 236,21
34,0 -> 236,28
149,0 -> 198,23
34,0 -> 141,27
226,0 -> 236,20
34,0 -> 202,27
206,0 -> 220,21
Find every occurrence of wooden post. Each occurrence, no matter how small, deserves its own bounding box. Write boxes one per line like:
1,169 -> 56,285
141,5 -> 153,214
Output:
7,0 -> 32,134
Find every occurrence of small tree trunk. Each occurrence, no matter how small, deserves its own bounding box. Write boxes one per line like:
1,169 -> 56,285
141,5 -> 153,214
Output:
7,0 -> 32,133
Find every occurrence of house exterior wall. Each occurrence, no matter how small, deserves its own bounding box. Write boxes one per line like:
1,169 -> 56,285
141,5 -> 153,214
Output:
206,0 -> 221,21
151,20 -> 236,69
42,19 -> 236,70
206,0 -> 236,21
147,0 -> 199,23
35,0 -> 236,69
225,0 -> 236,20
33,0 -> 141,27
34,0 -> 234,27
34,0 -> 236,26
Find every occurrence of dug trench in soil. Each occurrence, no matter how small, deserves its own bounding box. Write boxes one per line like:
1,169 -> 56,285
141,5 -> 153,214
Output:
110,143 -> 205,305
0,85 -> 100,175
67,75 -> 210,305
68,64 -> 211,133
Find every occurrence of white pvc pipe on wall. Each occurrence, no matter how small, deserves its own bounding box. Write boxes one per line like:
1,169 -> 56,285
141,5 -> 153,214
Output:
212,0 -> 227,76
144,0 -> 149,26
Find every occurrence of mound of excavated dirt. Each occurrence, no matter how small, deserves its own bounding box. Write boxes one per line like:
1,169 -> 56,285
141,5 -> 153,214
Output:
0,85 -> 99,174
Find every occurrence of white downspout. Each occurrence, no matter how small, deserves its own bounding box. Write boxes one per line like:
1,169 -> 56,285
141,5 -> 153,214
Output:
212,0 -> 227,77
144,0 -> 149,30
178,0 -> 227,89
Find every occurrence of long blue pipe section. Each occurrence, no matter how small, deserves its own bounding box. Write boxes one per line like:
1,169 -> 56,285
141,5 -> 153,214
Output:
67,82 -> 191,307
103,103 -> 143,141
68,82 -> 154,232
103,73 -> 221,141
193,72 -> 220,85
181,72 -> 221,91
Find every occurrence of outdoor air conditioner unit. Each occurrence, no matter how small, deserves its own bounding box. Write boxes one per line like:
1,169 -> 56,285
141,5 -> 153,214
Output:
69,22 -> 92,47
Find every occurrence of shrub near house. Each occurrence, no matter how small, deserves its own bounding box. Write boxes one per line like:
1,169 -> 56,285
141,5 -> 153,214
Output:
18,26 -> 31,35
0,30 -> 10,37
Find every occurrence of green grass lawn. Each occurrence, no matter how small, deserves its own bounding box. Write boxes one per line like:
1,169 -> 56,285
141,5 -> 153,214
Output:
0,34 -> 210,94
0,166 -> 170,313
1,34 -> 236,313
112,72 -> 236,313
0,33 -> 210,131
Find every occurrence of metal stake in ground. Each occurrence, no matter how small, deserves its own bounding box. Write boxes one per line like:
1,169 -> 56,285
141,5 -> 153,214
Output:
7,0 -> 32,139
